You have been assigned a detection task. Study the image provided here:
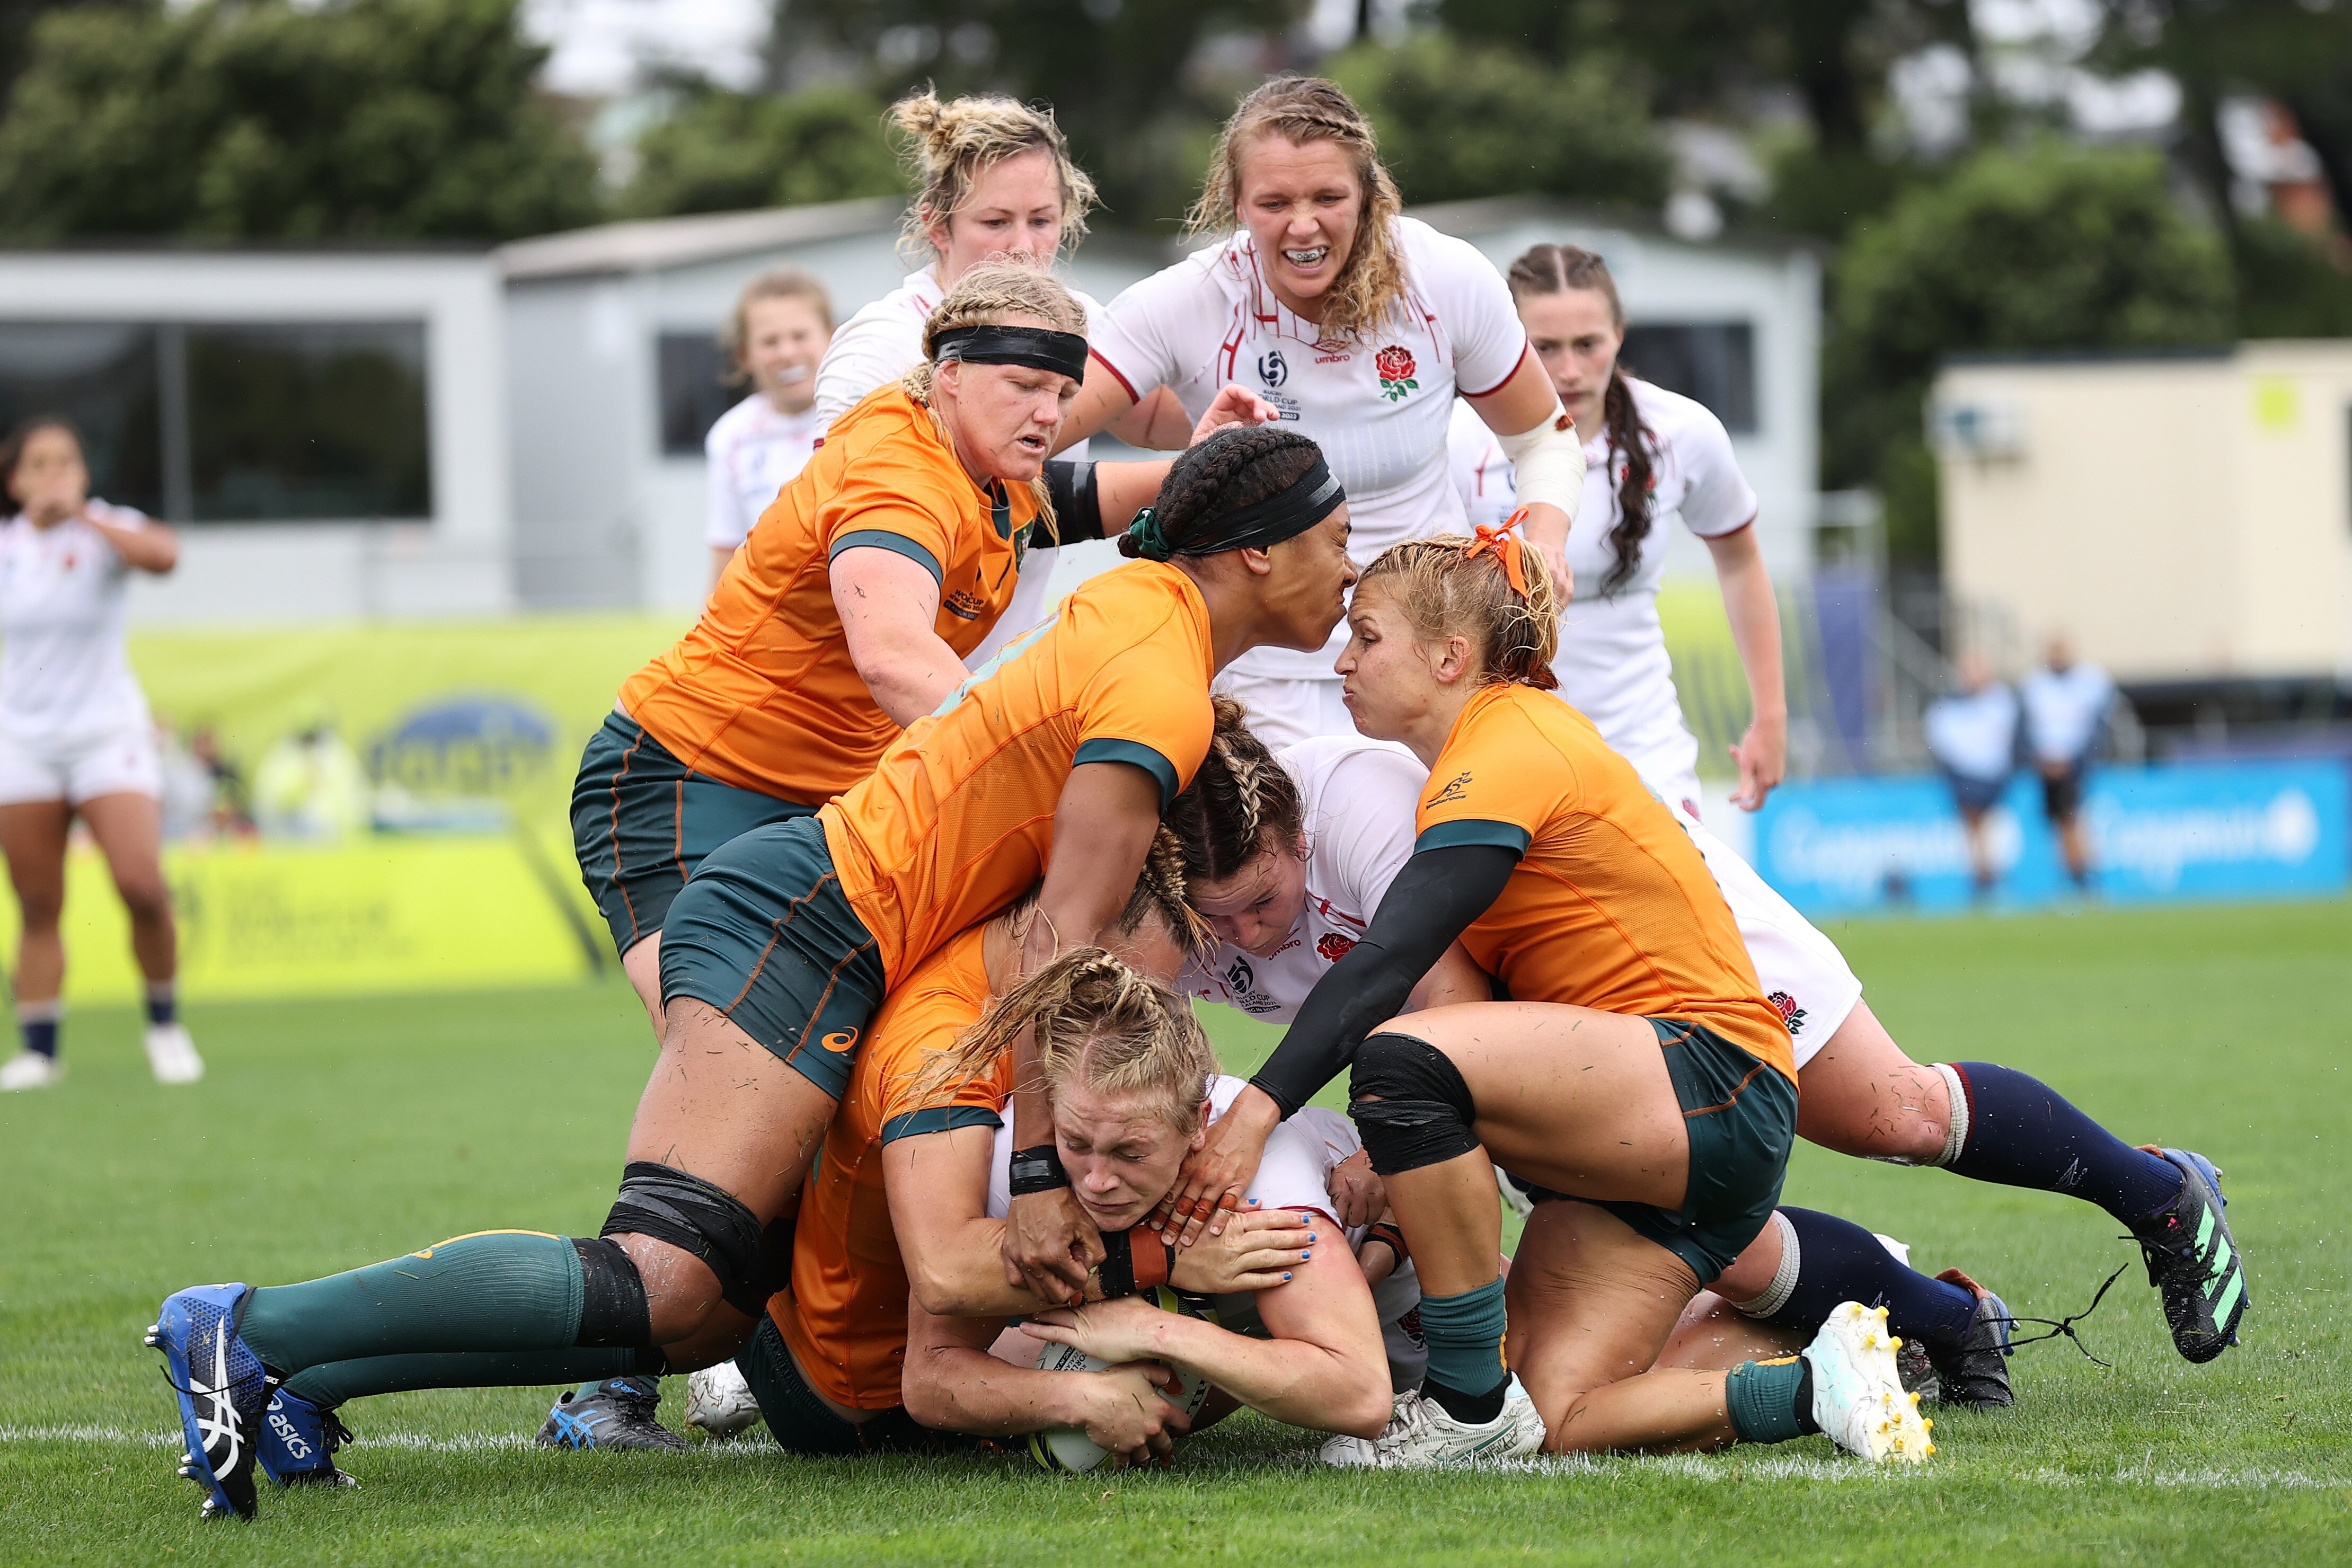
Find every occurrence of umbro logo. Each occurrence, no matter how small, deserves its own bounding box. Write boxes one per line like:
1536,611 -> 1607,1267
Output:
1425,772 -> 1472,807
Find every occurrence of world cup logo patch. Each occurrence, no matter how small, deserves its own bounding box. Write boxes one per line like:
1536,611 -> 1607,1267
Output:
1375,346 -> 1418,401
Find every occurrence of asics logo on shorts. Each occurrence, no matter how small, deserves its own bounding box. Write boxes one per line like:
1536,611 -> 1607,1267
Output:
820,1029 -> 860,1051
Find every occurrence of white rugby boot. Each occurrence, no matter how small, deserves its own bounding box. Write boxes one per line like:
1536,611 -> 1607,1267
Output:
145,1023 -> 205,1085
1802,1301 -> 1936,1464
0,1049 -> 61,1091
684,1360 -> 762,1439
1319,1376 -> 1544,1468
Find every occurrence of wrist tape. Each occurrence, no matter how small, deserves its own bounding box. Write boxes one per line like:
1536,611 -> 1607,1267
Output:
1009,1144 -> 1069,1197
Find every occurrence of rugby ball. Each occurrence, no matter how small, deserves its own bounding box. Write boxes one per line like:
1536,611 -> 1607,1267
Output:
1025,1286 -> 1218,1473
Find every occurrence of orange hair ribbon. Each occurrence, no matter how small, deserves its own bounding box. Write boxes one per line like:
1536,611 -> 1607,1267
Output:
1465,508 -> 1532,599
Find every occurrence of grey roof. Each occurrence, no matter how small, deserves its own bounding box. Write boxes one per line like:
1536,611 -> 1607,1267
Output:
496,196 -> 905,281
1406,194 -> 1829,260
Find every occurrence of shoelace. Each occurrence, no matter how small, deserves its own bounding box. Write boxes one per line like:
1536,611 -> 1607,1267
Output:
1985,1262 -> 2128,1368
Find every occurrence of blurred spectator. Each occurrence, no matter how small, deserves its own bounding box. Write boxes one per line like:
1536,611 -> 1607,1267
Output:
190,725 -> 255,839
253,714 -> 369,841
2022,633 -> 2114,894
1925,650 -> 2019,901
705,269 -> 833,594
155,723 -> 214,843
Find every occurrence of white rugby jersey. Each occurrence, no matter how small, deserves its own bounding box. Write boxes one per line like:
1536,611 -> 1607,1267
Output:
813,263 -> 1102,670
1551,379 -> 1757,795
1446,398 -> 1516,532
1090,217 -> 1531,683
0,502 -> 152,746
704,394 -> 825,552
1181,735 -> 1422,1024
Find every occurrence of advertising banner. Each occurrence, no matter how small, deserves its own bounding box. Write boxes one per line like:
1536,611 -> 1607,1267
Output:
1750,760 -> 2350,916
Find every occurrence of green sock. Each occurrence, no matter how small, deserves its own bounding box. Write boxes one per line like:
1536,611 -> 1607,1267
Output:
1723,1357 -> 1817,1444
241,1230 -> 585,1373
284,1348 -> 652,1409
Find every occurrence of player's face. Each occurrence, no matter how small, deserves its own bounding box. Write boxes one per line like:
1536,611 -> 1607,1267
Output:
1054,1085 -> 1212,1231
934,318 -> 1079,486
742,295 -> 830,414
933,148 -> 1066,285
1519,288 -> 1622,438
1336,584 -> 1440,742
1234,135 -> 1361,315
1257,505 -> 1355,652
6,426 -> 89,524
1188,832 -> 1310,958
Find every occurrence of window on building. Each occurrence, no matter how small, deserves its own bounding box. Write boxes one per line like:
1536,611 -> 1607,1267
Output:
1620,321 -> 1756,434
0,323 -> 166,516
0,318 -> 429,522
658,332 -> 736,457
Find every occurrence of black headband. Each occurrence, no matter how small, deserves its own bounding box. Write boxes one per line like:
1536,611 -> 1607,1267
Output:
931,324 -> 1088,382
1125,452 -> 1345,560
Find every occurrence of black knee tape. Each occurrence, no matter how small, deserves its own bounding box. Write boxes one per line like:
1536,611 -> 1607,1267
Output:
602,1160 -> 771,1318
1349,1032 -> 1482,1176
571,1236 -> 654,1348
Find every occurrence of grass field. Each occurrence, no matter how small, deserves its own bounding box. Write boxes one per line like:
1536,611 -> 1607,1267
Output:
3,899 -> 2348,1565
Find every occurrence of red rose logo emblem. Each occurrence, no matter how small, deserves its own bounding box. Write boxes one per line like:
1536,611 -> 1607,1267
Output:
1375,346 -> 1414,381
1316,932 -> 1357,962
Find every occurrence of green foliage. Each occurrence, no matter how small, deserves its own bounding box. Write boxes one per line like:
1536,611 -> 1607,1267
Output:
0,0 -> 599,242
2233,218 -> 2352,340
1826,140 -> 2234,565
1327,34 -> 1668,209
622,82 -> 903,218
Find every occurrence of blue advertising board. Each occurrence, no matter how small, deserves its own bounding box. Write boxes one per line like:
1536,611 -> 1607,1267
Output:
1750,760 -> 2350,916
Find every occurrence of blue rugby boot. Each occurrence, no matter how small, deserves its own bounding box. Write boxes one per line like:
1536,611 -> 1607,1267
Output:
1924,1268 -> 2014,1408
145,1284 -> 269,1520
258,1385 -> 358,1488
536,1377 -> 687,1451
2133,1148 -> 2248,1363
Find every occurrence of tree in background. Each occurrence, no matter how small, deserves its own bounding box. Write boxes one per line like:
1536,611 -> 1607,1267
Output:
622,81 -> 900,217
0,0 -> 599,241
1327,32 -> 1667,209
1829,140 -> 2233,565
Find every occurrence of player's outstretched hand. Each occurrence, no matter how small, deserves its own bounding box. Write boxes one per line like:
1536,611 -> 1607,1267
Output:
1325,1149 -> 1385,1227
1189,384 -> 1281,446
1151,1084 -> 1281,1246
1168,1203 -> 1315,1294
1076,1362 -> 1189,1466
1023,1295 -> 1173,1368
1727,713 -> 1787,811
1004,1187 -> 1103,1305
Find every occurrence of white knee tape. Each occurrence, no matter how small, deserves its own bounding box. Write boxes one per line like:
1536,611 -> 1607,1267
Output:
1724,1209 -> 1800,1320
1930,1062 -> 1969,1168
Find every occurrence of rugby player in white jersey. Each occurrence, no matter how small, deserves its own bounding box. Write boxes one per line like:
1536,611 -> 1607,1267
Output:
0,418 -> 200,1092
1057,76 -> 1587,748
702,268 -> 834,593
1163,702 -> 2247,1389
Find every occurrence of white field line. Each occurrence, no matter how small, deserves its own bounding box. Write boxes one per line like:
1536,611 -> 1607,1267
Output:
3,1426 -> 2346,1490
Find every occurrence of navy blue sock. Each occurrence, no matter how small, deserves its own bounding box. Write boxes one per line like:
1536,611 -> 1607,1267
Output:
1756,1208 -> 1980,1351
19,1003 -> 59,1059
1948,1062 -> 2183,1226
144,984 -> 176,1028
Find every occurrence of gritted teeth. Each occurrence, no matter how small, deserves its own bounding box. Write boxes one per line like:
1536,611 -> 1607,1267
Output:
1283,247 -> 1330,266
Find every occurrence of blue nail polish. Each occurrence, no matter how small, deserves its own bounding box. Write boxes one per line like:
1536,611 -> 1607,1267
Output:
1283,1273 -> 1293,1281
1301,1251 -> 1311,1260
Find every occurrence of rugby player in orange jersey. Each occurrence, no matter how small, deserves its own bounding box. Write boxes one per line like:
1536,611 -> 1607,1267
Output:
1163,526 -> 1931,1468
142,424 -> 1352,1519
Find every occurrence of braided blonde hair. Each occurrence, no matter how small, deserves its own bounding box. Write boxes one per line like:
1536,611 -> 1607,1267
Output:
1183,76 -> 1407,346
901,261 -> 1087,538
1356,535 -> 1562,689
890,88 -> 1098,265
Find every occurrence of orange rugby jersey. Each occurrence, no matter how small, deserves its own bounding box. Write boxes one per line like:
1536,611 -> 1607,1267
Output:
776,924 -> 1010,1410
1415,684 -> 1794,1082
618,385 -> 1037,802
819,560 -> 1217,985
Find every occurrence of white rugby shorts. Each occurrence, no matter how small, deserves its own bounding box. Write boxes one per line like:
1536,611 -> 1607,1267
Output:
0,719 -> 163,806
1700,826 -> 1863,1069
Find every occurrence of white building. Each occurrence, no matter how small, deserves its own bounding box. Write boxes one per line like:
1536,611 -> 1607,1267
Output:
0,197 -> 1823,623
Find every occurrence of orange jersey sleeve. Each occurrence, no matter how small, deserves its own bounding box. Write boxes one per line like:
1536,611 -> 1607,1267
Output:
1417,685 -> 1794,1081
777,925 -> 1007,1411
819,561 -> 1217,983
618,386 -> 1035,802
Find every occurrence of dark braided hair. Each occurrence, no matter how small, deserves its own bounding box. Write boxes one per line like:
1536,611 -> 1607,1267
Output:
1505,244 -> 1652,598
1116,426 -> 1324,559
1163,697 -> 1306,886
